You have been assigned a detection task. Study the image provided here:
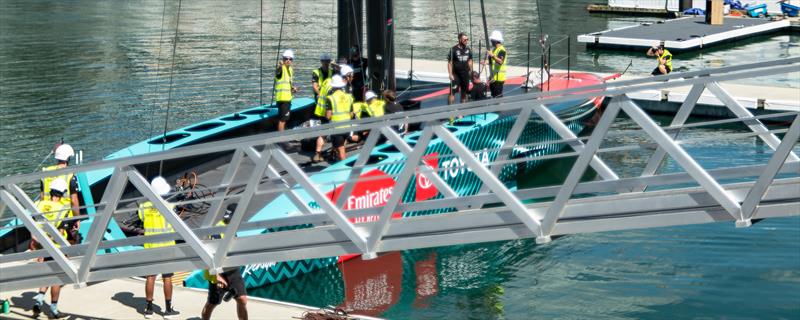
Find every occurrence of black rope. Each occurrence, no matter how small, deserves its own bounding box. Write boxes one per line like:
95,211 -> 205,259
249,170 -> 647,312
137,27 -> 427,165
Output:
268,0 -> 288,108
452,0 -> 460,35
535,0 -> 544,37
147,0 -> 169,157
160,0 -> 182,175
259,0 -> 263,108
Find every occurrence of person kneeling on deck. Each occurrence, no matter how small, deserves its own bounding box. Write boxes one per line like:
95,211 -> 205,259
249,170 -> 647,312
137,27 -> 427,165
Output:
482,30 -> 507,98
353,90 -> 386,139
647,45 -> 672,76
138,177 -> 180,319
469,71 -> 489,101
41,143 -> 82,245
275,49 -> 298,132
327,75 -> 356,161
201,208 -> 248,320
30,178 -> 70,319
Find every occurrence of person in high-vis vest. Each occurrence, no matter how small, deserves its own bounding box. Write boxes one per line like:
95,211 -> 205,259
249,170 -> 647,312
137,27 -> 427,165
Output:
326,75 -> 355,161
40,143 -> 82,244
139,177 -> 180,319
275,49 -> 298,132
312,53 -> 334,163
482,30 -> 507,98
362,90 -> 386,119
201,206 -> 248,320
30,178 -> 70,319
647,45 -> 673,76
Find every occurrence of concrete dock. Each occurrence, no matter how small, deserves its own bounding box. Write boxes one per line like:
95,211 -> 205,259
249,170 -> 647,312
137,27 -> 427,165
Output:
577,16 -> 792,51
395,57 -> 799,118
0,277 -> 379,320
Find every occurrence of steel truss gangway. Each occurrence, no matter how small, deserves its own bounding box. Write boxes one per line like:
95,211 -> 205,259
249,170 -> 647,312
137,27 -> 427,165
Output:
1,58 -> 799,291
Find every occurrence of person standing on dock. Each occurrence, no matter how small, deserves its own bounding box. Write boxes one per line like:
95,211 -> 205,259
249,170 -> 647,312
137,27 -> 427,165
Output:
312,53 -> 335,163
482,30 -> 507,98
201,209 -> 248,320
30,178 -> 70,319
327,75 -> 355,161
647,45 -> 672,76
138,177 -> 180,319
448,32 -> 473,105
40,143 -> 82,245
275,49 -> 298,132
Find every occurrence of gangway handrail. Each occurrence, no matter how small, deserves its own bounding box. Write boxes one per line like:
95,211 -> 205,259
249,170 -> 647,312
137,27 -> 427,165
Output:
1,58 -> 799,291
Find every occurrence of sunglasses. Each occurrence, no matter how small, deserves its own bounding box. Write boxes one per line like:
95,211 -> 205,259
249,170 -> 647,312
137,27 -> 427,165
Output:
284,57 -> 293,61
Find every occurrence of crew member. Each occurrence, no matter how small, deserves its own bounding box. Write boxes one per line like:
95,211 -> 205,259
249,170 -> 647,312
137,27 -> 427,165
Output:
312,53 -> 334,163
326,75 -> 355,161
139,177 -> 180,319
382,90 -> 408,135
30,178 -> 70,319
201,209 -> 248,320
362,90 -> 385,118
647,45 -> 672,76
448,32 -> 473,105
349,47 -> 368,101
482,30 -> 507,98
40,143 -> 81,244
339,64 -> 354,94
275,49 -> 298,132
469,71 -> 488,101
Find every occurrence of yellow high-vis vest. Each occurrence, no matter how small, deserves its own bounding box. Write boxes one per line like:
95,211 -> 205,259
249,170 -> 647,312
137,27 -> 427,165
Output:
35,199 -> 69,243
41,165 -> 74,217
315,77 -> 332,117
660,49 -> 673,72
365,99 -> 386,118
491,45 -> 507,82
137,201 -> 176,249
328,90 -> 355,123
275,65 -> 294,102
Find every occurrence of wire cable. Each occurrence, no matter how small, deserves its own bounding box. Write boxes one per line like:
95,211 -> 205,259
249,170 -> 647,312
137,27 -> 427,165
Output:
268,0 -> 288,108
160,0 -> 183,175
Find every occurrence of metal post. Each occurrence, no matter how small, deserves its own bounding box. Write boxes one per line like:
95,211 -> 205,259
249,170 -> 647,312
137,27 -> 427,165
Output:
409,45 -> 414,90
567,34 -> 571,81
526,31 -> 531,90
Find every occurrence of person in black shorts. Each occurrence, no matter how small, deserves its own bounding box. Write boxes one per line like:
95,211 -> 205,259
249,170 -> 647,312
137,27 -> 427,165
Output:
448,32 -> 473,105
201,267 -> 247,320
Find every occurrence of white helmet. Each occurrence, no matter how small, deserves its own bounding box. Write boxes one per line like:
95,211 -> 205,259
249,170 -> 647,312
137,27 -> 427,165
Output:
150,176 -> 171,196
282,49 -> 295,59
490,30 -> 504,43
54,144 -> 75,162
330,75 -> 346,88
339,64 -> 353,76
49,178 -> 68,196
365,90 -> 377,101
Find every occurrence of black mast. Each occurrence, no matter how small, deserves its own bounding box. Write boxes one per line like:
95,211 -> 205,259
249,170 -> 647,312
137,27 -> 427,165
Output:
337,0 -> 363,62
366,0 -> 395,91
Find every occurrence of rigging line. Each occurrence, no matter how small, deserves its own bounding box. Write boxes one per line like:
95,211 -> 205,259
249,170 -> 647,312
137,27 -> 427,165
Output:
147,0 -> 169,157
535,0 -> 543,37
452,0 -> 460,35
468,0 -> 474,71
160,0 -> 183,175
329,0 -> 336,54
259,0 -> 263,108
478,0 -> 493,81
268,0 -> 288,108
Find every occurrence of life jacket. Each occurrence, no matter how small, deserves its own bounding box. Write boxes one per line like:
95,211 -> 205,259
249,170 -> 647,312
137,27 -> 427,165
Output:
35,199 -> 69,243
315,77 -> 332,117
361,99 -> 386,119
660,49 -> 673,71
275,64 -> 293,102
328,90 -> 355,123
137,201 -> 176,249
41,165 -> 74,217
491,45 -> 507,82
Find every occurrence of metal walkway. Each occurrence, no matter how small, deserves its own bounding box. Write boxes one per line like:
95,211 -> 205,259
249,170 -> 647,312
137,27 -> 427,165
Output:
2,58 -> 799,291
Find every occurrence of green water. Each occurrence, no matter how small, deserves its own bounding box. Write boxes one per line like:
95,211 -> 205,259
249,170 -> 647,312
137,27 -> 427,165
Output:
1,0 -> 799,318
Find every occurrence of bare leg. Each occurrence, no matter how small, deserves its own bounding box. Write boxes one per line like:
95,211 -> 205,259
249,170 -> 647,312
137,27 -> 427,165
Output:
337,146 -> 346,161
278,120 -> 286,132
235,296 -> 248,320
659,65 -> 667,75
50,285 -> 61,303
315,137 -> 324,153
447,92 -> 455,105
201,303 -> 216,320
461,91 -> 468,103
145,275 -> 156,302
162,276 -> 173,300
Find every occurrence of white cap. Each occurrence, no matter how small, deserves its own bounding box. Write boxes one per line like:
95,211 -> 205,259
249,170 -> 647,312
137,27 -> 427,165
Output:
282,49 -> 295,59
490,30 -> 504,42
365,91 -> 377,101
54,144 -> 75,162
330,75 -> 346,88
151,176 -> 171,196
340,64 -> 353,76
49,178 -> 68,195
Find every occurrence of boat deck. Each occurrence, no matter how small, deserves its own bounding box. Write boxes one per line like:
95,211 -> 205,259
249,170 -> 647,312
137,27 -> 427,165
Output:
577,16 -> 791,51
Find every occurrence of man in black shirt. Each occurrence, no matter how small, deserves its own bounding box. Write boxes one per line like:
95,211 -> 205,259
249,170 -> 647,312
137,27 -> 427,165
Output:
349,47 -> 368,102
469,71 -> 488,101
447,32 -> 473,105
